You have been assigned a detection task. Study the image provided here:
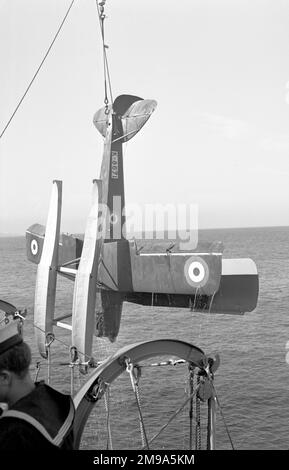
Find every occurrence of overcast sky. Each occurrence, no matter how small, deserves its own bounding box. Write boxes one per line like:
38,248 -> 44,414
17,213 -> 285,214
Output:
1,0 -> 289,235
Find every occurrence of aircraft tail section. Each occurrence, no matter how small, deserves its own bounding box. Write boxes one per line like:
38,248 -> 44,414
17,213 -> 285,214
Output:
26,224 -> 83,267
93,94 -> 157,242
26,224 -> 46,264
93,94 -> 157,143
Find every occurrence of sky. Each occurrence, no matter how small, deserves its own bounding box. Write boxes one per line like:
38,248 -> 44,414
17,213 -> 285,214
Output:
0,0 -> 289,235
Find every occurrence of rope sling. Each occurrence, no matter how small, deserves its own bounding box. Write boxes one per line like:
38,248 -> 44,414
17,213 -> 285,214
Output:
125,359 -> 150,450
27,325 -> 236,450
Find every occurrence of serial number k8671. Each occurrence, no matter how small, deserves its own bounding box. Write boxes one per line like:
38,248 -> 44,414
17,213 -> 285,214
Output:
137,454 -> 194,465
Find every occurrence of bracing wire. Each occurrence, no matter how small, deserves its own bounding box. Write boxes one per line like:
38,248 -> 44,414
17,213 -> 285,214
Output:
0,0 -> 76,140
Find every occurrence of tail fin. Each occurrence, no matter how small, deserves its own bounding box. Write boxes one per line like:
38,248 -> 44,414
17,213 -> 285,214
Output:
93,94 -> 157,142
26,224 -> 83,266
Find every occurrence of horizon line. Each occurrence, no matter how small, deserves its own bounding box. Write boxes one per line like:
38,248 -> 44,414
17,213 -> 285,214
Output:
1,223 -> 289,238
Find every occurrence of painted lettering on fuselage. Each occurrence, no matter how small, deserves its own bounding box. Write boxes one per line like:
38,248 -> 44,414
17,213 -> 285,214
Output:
111,151 -> 119,179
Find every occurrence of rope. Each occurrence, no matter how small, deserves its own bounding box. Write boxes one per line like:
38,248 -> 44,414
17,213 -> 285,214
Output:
142,387 -> 198,449
69,346 -> 78,396
141,359 -> 186,368
33,358 -> 185,370
207,398 -> 212,450
70,362 -> 75,396
103,385 -> 113,450
0,0 -> 76,140
45,333 -> 55,385
213,384 -> 235,450
125,359 -> 150,450
188,367 -> 194,450
195,375 -> 201,450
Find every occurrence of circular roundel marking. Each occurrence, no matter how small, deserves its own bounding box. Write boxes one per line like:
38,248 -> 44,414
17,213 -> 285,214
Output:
184,256 -> 209,288
188,262 -> 205,283
30,239 -> 38,256
110,213 -> 118,225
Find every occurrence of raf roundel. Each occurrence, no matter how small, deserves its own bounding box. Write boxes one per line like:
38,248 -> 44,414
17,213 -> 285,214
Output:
110,213 -> 118,225
184,256 -> 209,289
31,239 -> 38,256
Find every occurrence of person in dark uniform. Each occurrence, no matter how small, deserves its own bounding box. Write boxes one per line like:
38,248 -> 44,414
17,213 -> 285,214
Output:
0,321 -> 75,450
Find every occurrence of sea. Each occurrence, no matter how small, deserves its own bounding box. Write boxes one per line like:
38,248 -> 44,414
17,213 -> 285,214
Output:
1,226 -> 289,450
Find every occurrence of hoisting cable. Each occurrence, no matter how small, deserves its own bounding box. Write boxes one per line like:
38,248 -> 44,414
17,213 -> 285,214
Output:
95,1 -> 113,112
0,0 -> 76,140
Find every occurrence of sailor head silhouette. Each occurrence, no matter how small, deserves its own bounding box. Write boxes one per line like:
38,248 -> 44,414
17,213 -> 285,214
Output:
0,315 -> 75,450
0,320 -> 33,407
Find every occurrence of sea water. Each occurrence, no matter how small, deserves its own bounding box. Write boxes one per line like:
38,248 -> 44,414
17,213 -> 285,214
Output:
1,226 -> 289,450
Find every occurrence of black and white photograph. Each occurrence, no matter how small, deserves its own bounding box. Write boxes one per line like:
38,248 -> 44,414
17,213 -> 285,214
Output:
0,0 -> 289,457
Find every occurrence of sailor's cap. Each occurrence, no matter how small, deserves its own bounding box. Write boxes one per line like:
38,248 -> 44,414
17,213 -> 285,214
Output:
0,321 -> 23,356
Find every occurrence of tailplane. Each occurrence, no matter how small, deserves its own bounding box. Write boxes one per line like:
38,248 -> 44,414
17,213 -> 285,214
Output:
93,94 -> 157,142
